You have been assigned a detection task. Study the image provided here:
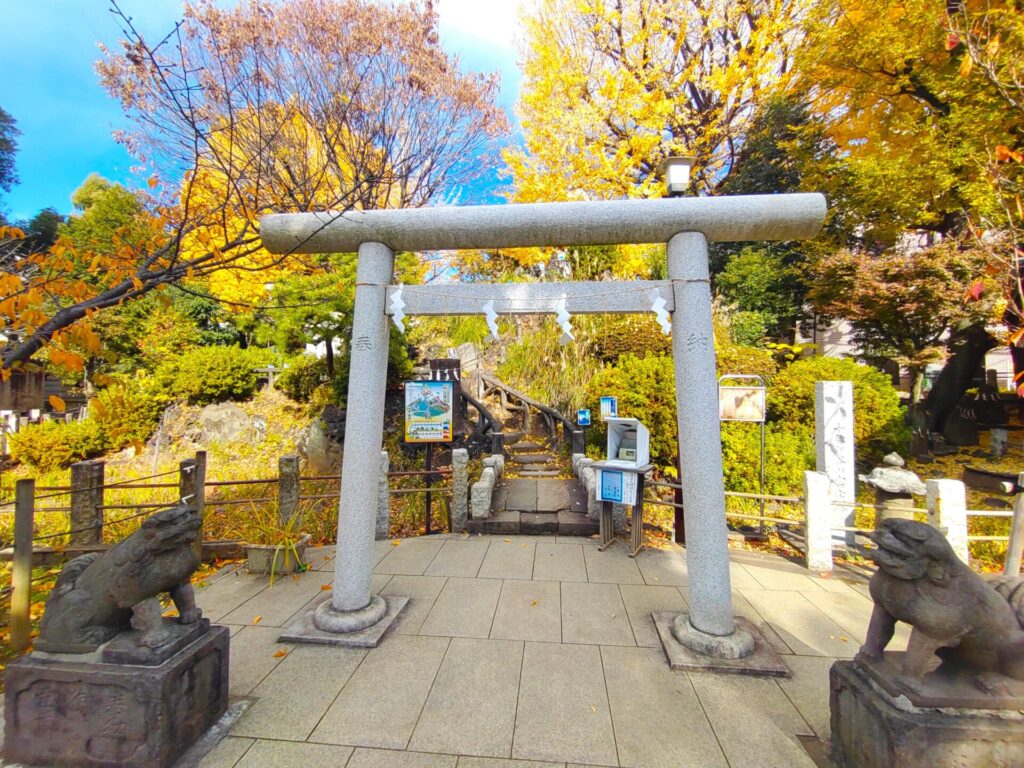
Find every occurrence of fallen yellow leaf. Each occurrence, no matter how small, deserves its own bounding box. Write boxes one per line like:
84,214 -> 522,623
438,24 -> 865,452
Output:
253,615 -> 262,625
321,584 -> 332,590
530,600 -> 538,607
390,540 -> 401,547
273,649 -> 288,658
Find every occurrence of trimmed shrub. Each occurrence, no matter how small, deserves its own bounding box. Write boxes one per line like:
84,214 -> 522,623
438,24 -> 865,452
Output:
91,378 -> 163,451
10,418 -> 108,470
768,356 -> 908,461
278,355 -> 329,403
585,354 -> 678,467
154,346 -> 274,405
721,422 -> 814,497
591,316 -> 672,361
716,343 -> 778,382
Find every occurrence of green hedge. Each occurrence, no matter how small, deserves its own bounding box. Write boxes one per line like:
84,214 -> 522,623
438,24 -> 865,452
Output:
768,356 -> 908,461
277,355 -> 329,403
10,418 -> 109,471
154,346 -> 275,406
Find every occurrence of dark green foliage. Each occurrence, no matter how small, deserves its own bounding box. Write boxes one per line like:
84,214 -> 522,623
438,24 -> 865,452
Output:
716,342 -> 778,383
20,207 -> 65,253
331,328 -> 414,406
154,346 -> 275,406
0,105 -> 18,199
721,422 -> 814,497
10,419 -> 108,471
591,316 -> 673,361
278,355 -> 329,402
714,247 -> 803,339
585,354 -> 678,467
768,356 -> 909,461
92,378 -> 164,450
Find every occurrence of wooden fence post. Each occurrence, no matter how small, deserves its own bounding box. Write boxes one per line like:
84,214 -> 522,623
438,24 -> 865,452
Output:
1005,472 -> 1024,575
11,478 -> 34,652
69,460 -> 103,546
278,454 -> 299,528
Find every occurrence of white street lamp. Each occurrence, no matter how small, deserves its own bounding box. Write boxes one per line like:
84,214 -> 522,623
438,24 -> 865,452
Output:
661,155 -> 696,197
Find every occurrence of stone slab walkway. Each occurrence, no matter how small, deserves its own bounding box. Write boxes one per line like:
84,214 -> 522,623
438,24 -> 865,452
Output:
470,480 -> 595,536
188,534 -> 906,768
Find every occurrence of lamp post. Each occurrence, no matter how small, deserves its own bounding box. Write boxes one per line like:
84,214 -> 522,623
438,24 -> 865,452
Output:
661,156 -> 696,198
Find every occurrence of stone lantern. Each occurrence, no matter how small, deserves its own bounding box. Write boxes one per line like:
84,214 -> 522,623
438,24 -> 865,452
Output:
859,453 -> 926,529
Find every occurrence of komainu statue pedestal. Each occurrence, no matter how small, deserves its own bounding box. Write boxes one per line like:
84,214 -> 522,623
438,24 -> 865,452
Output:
830,657 -> 1024,768
4,622 -> 229,768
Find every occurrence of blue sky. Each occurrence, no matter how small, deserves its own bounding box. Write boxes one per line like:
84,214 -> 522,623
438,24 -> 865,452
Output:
0,0 -> 524,222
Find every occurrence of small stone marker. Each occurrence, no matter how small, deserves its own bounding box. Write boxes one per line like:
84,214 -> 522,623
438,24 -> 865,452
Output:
815,381 -> 855,546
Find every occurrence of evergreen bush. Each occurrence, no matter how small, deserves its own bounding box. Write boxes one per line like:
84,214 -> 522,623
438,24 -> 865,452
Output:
278,355 -> 329,402
91,377 -> 163,450
10,418 -> 109,470
154,346 -> 274,405
768,356 -> 908,461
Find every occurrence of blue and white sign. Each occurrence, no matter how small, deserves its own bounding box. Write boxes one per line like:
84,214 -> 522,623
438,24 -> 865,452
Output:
600,396 -> 618,419
577,408 -> 591,427
596,468 -> 638,505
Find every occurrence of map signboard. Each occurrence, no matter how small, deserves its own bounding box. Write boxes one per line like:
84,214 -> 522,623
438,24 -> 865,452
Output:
404,380 -> 454,443
577,409 -> 591,427
599,396 -> 618,419
596,468 -> 638,505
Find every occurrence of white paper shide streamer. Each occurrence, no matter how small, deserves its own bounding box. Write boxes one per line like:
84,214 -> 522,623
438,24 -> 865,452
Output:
650,291 -> 671,335
389,285 -> 406,332
482,300 -> 499,341
554,298 -> 574,345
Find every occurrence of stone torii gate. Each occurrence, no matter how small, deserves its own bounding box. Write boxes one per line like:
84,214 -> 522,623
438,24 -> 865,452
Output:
262,193 -> 826,666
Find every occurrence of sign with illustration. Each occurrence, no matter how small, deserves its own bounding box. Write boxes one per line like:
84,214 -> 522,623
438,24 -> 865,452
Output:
599,396 -> 618,419
404,380 -> 454,443
718,384 -> 766,422
577,408 -> 591,427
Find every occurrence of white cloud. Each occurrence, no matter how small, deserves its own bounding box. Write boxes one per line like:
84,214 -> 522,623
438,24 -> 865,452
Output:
434,0 -> 526,52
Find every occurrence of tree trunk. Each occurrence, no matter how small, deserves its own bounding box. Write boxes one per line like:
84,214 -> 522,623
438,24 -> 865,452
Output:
324,337 -> 335,378
924,324 -> 996,432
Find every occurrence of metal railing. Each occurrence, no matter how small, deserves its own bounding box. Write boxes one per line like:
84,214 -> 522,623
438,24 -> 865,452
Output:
480,372 -> 575,447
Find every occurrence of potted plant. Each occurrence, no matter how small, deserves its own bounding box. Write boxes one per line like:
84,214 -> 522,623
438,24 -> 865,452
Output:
240,503 -> 311,582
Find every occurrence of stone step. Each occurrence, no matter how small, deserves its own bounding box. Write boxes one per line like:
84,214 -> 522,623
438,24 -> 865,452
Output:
511,454 -> 556,464
516,470 -> 563,478
508,441 -> 547,453
520,512 -> 559,535
500,431 -> 525,445
466,509 -> 598,537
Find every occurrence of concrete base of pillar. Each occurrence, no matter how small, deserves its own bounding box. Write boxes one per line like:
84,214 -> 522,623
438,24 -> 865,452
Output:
278,595 -> 409,648
653,611 -> 789,677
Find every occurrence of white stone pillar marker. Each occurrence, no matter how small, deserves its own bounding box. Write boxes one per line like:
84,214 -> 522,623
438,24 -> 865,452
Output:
376,450 -> 390,541
926,478 -> 969,564
451,448 -> 469,531
815,381 -> 856,547
804,470 -> 834,573
668,232 -> 748,654
316,241 -> 395,633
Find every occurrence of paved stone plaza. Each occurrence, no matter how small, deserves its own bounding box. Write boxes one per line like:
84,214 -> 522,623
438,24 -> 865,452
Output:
193,534 -> 908,768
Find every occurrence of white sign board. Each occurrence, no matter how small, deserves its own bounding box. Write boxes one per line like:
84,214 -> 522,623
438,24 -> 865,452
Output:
596,468 -> 638,506
600,396 -> 618,419
718,385 -> 766,422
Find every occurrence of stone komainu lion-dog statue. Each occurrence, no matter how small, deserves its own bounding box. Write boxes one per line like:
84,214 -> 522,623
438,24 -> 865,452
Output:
36,504 -> 204,654
859,518 -> 1024,684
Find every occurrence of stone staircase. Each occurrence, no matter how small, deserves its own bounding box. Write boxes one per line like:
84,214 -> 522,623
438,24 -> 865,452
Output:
468,388 -> 596,537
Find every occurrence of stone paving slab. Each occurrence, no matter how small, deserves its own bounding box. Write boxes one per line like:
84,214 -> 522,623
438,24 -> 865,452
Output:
227,625 -> 295,696
233,740 -> 355,768
375,538 -> 445,575
424,539 -> 489,577
513,642 -> 618,766
490,579 -> 561,643
198,735 -> 253,768
220,571 -> 329,627
582,544 -> 644,585
602,645 -> 727,768
382,575 -> 448,635
532,542 -> 587,582
535,480 -> 571,512
196,569 -> 274,622
409,638 -> 523,758
477,539 -> 535,580
739,588 -> 858,658
504,480 -> 537,511
633,548 -> 688,586
232,644 -> 366,741
419,576 -> 502,638
347,748 -> 458,767
775,653 -> 837,739
456,758 -> 563,768
688,671 -> 818,768
560,581 -> 635,646
310,634 -> 451,749
618,584 -> 687,648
